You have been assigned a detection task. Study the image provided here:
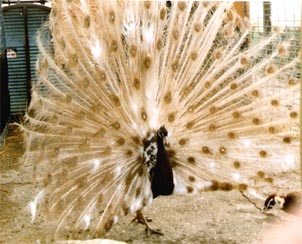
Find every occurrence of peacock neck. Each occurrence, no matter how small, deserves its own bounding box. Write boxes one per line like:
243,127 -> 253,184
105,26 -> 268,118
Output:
151,133 -> 174,198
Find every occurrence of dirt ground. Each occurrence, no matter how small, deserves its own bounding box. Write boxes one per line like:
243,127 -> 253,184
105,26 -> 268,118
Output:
0,125 -> 301,244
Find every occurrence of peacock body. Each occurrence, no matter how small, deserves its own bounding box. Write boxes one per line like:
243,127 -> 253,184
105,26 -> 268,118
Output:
21,0 -> 300,239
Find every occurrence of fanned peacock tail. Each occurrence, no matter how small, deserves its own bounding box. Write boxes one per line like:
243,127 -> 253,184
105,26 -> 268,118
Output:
20,0 -> 300,239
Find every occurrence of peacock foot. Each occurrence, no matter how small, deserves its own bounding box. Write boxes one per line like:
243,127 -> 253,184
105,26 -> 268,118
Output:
134,210 -> 163,236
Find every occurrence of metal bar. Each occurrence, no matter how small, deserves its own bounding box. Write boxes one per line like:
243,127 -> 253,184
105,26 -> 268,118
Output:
23,5 -> 31,105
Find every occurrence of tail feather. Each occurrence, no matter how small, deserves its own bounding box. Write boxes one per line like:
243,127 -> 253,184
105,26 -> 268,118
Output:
22,0 -> 300,239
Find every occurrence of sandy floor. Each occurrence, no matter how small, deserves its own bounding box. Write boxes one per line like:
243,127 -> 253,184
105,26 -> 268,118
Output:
0,125 -> 301,244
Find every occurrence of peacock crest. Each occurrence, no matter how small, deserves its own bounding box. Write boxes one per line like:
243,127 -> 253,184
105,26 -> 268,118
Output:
20,0 -> 300,240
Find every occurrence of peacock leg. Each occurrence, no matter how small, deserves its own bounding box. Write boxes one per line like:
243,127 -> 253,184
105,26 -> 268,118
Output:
134,210 -> 163,236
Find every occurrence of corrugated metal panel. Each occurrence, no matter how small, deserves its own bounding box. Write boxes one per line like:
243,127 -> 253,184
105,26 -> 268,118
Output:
3,5 -> 50,115
27,7 -> 49,85
1,0 -> 11,134
3,7 -> 27,114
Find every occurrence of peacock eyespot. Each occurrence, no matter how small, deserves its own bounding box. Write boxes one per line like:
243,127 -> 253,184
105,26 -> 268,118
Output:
224,25 -> 234,38
288,78 -> 298,86
233,161 -> 241,169
178,1 -> 186,11
271,99 -> 279,106
209,124 -> 217,131
160,8 -> 166,20
82,77 -> 90,88
131,136 -> 141,146
143,56 -> 152,69
186,186 -> 194,193
252,90 -> 259,97
190,52 -> 198,61
110,40 -> 118,52
220,182 -> 233,191
204,81 -> 211,89
141,110 -> 147,121
232,111 -> 241,119
188,106 -> 194,113
194,23 -> 202,32
202,146 -> 210,154
219,147 -> 227,154
100,71 -> 106,81
84,138 -> 90,145
103,146 -> 112,155
238,183 -> 248,192
214,50 -> 223,60
144,1 -> 151,9
268,126 -> 276,134
290,111 -> 298,119
164,92 -> 172,104
210,180 -> 219,191
112,122 -> 121,130
172,60 -> 179,72
130,45 -> 137,57
126,150 -> 133,157
116,137 -> 125,146
156,39 -> 163,50
111,95 -> 120,107
283,136 -> 291,144
240,56 -> 250,66
265,64 -> 276,75
227,132 -> 236,139
259,150 -> 267,158
265,177 -> 274,183
277,44 -> 287,56
84,16 -> 90,28
186,121 -> 194,129
187,156 -> 196,164
133,77 -> 140,90
188,176 -> 195,182
173,29 -> 179,40
179,138 -> 187,146
95,128 -> 106,137
257,171 -> 265,178
109,10 -> 115,23
252,118 -> 261,125
168,113 -> 175,122
230,83 -> 237,90
79,111 -> 85,119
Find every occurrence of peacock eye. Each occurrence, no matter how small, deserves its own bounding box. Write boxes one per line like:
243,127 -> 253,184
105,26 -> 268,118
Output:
269,199 -> 276,207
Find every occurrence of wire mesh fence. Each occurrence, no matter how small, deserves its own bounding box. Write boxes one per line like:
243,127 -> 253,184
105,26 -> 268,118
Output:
234,1 -> 300,133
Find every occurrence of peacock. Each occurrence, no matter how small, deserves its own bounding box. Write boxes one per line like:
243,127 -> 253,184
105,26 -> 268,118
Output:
20,0 -> 301,240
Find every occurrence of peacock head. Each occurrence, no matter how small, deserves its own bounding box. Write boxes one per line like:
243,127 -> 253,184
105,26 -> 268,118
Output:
263,194 -> 285,212
157,126 -> 168,139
